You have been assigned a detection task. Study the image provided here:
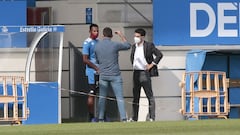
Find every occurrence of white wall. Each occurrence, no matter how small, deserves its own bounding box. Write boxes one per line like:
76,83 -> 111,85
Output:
0,48 -> 36,81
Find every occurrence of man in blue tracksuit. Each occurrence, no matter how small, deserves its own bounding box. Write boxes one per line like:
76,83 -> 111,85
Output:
82,23 -> 99,121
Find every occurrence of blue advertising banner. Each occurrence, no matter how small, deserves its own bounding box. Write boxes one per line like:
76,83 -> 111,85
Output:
0,25 -> 65,33
153,0 -> 240,45
0,25 -> 65,48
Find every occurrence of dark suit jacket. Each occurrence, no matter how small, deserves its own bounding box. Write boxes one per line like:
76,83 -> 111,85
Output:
130,41 -> 163,77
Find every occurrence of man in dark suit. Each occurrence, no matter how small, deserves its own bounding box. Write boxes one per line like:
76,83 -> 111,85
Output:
130,28 -> 163,121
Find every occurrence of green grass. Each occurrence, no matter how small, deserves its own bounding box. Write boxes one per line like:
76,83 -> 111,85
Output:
0,119 -> 240,135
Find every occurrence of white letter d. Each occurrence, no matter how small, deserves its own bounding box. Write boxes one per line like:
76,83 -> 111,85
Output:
190,3 -> 216,37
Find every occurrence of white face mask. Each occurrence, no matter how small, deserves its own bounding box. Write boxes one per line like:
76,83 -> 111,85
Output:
134,37 -> 141,44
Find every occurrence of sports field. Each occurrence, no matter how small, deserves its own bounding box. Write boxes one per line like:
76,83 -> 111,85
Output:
0,119 -> 239,135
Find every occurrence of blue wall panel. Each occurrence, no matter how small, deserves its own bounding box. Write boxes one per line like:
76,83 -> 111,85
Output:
0,1 -> 26,25
23,82 -> 59,124
27,0 -> 35,7
229,55 -> 240,118
229,55 -> 240,78
229,88 -> 240,104
0,1 -> 26,48
202,55 -> 228,72
153,0 -> 240,45
229,108 -> 240,118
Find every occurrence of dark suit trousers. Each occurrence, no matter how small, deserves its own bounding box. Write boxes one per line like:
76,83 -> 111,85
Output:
132,70 -> 155,121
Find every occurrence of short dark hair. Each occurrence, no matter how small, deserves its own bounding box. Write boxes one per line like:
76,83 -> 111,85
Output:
103,27 -> 113,37
89,23 -> 98,30
135,28 -> 146,36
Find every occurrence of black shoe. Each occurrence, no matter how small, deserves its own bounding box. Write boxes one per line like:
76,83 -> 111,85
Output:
122,119 -> 127,122
98,119 -> 104,122
91,117 -> 97,122
88,113 -> 94,122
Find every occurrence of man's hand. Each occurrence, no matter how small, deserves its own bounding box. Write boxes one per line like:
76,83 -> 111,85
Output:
114,30 -> 127,42
96,68 -> 100,74
146,63 -> 154,71
114,31 -> 121,35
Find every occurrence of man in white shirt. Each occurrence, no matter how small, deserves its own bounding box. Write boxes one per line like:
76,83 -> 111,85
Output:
130,28 -> 163,121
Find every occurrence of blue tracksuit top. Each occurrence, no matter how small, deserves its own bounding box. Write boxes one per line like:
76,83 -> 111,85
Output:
95,37 -> 131,77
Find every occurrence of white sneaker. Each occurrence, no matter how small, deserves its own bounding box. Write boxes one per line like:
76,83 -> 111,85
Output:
128,118 -> 136,122
149,118 -> 154,122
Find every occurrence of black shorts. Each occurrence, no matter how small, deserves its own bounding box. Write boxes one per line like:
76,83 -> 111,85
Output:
89,84 -> 96,94
89,74 -> 99,94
